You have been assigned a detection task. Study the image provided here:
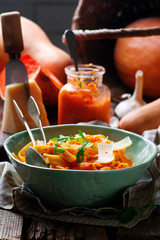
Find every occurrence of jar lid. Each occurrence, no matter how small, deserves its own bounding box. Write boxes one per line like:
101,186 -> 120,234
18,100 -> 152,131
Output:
65,63 -> 105,78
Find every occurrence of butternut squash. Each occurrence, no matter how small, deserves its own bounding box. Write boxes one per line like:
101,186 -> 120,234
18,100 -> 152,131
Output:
0,16 -> 73,83
118,98 -> 160,135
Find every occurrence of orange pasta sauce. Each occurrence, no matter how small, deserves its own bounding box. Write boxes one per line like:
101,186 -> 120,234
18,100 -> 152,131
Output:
58,64 -> 111,124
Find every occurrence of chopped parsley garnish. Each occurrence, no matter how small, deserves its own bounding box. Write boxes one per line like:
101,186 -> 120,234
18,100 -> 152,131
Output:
52,130 -> 92,163
76,142 -> 90,163
78,130 -> 90,143
52,134 -> 74,143
76,131 -> 92,163
53,143 -> 65,155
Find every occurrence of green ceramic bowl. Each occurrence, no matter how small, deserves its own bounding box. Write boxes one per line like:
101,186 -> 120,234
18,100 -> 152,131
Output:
4,124 -> 157,208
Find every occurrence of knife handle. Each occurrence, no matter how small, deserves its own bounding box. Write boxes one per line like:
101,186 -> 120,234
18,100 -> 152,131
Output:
1,11 -> 24,54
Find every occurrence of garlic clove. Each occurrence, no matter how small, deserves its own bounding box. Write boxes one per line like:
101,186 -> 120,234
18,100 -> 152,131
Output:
115,70 -> 146,119
121,93 -> 131,99
109,116 -> 119,128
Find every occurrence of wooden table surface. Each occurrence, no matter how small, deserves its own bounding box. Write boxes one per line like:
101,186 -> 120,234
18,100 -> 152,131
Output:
0,84 -> 159,240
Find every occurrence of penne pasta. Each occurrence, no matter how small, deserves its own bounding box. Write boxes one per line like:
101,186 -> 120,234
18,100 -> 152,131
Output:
43,153 -> 68,168
13,131 -> 135,170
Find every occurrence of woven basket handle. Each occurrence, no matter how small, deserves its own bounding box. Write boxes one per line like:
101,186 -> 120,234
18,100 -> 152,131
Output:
63,27 -> 160,41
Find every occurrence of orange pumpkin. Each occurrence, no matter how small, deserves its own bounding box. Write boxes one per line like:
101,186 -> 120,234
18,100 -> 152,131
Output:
21,54 -> 64,106
114,17 -> 160,98
0,54 -> 64,106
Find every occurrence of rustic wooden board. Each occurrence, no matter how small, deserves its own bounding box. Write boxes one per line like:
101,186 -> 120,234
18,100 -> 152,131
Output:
0,209 -> 23,240
25,216 -> 109,240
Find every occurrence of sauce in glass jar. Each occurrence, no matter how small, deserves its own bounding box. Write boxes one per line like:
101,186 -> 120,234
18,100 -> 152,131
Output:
58,64 -> 111,124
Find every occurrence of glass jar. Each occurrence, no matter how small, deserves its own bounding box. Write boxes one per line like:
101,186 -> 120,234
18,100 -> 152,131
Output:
58,63 -> 111,124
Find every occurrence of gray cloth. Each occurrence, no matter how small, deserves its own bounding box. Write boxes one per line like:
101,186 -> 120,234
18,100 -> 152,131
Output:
0,124 -> 160,235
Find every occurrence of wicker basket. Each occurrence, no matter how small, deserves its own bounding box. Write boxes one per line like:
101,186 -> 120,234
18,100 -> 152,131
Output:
66,0 -> 160,99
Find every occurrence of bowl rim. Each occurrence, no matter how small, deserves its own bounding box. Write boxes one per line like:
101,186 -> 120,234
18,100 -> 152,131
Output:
4,124 -> 158,173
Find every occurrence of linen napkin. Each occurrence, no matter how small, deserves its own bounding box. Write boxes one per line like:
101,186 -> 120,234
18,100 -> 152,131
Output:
0,124 -> 160,235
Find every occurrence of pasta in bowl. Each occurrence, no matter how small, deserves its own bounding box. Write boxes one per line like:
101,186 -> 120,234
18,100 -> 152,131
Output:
4,124 -> 157,208
15,131 -> 135,170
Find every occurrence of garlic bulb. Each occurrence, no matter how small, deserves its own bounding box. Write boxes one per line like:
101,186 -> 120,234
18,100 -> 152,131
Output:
115,70 -> 146,119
